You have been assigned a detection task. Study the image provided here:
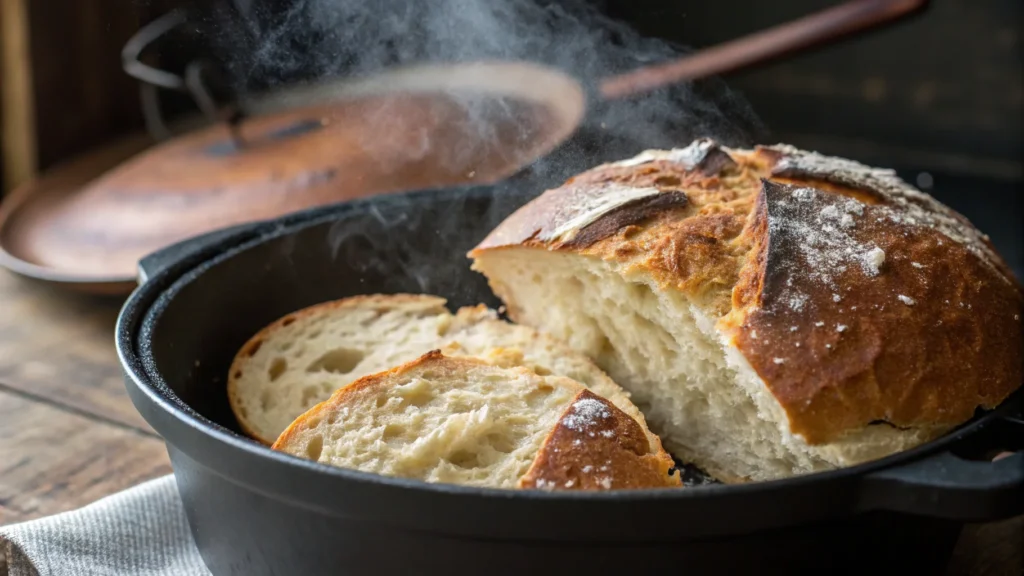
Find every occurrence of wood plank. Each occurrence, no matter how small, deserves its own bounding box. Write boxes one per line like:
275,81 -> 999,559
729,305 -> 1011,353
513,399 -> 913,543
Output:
0,390 -> 170,525
0,270 -> 150,432
0,0 -> 37,192
23,0 -> 143,173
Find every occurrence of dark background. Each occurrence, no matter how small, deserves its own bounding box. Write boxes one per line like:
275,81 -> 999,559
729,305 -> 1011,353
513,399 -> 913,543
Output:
2,0 -> 1019,184
608,0 -> 1021,181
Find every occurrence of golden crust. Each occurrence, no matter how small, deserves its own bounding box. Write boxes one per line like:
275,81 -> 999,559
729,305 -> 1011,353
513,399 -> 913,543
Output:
471,139 -> 1024,445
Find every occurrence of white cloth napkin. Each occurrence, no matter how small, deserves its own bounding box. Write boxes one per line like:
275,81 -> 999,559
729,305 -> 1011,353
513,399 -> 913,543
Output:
0,476 -> 210,576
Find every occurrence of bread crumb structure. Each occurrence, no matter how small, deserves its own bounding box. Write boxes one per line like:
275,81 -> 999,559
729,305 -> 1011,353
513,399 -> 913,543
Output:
471,138 -> 1023,483
228,294 -> 660,455
272,351 -> 679,490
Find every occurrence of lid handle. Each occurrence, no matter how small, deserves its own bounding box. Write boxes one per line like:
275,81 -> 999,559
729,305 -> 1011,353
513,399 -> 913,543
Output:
122,8 -> 246,147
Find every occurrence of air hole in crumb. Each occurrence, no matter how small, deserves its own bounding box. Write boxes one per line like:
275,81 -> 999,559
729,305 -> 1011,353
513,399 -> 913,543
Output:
307,348 -> 365,374
301,386 -> 320,406
233,370 -> 242,379
260,390 -> 276,411
532,366 -> 552,376
524,383 -> 555,409
375,394 -> 389,408
246,340 -> 263,357
484,432 -> 516,454
448,450 -> 481,469
596,334 -> 615,359
268,358 -> 287,381
282,317 -> 296,327
305,435 -> 323,461
399,390 -> 434,408
654,175 -> 682,186
308,330 -> 323,339
382,424 -> 406,442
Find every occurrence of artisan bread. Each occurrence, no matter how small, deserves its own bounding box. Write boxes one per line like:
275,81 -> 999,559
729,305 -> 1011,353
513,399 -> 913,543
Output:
228,294 -> 659,451
470,138 -> 1024,483
272,350 -> 681,490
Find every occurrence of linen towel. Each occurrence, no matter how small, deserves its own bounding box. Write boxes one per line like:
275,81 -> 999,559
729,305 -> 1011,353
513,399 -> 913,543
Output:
0,476 -> 209,576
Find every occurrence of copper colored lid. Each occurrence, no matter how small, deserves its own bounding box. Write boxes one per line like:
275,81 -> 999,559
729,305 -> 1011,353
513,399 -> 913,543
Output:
0,132 -> 155,294
0,62 -> 586,290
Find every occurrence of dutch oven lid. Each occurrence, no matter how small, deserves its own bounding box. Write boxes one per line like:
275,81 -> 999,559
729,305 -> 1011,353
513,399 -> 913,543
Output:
0,62 -> 584,294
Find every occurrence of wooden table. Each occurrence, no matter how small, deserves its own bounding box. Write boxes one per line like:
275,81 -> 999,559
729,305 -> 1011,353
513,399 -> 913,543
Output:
0,270 -> 171,525
0,268 -> 1020,574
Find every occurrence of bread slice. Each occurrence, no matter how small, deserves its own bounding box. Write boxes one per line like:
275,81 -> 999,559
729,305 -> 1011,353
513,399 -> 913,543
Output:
228,294 -> 660,453
469,138 -> 1024,483
272,351 -> 680,490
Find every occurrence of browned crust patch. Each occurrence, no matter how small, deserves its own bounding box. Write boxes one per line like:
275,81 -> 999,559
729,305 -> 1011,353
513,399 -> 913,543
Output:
561,191 -> 689,249
729,181 -> 1023,443
519,389 -> 681,490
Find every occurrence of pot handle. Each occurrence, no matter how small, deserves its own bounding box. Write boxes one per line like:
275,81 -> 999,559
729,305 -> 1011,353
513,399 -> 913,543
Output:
858,413 -> 1024,521
137,221 -> 268,285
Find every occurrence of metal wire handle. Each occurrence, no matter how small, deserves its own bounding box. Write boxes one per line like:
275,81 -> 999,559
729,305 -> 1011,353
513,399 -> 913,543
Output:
122,8 -> 245,144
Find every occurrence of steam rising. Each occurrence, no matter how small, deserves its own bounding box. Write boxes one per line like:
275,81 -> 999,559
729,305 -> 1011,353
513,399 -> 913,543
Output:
195,0 -> 769,307
204,0 -> 767,157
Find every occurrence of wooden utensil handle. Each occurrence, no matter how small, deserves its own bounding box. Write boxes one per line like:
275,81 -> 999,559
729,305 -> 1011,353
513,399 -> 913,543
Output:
599,0 -> 929,100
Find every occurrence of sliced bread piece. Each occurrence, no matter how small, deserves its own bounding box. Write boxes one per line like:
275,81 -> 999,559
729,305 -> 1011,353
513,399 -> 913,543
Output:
228,294 -> 658,452
272,351 -> 680,490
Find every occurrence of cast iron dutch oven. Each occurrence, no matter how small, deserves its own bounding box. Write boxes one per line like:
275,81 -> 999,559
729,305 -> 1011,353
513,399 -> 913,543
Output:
117,177 -> 1024,576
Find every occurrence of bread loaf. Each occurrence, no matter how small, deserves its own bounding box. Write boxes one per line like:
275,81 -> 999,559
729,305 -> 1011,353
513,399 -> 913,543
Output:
272,351 -> 681,490
228,294 -> 660,451
470,138 -> 1024,482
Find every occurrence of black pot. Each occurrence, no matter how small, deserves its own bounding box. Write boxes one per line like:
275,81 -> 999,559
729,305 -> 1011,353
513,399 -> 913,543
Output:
116,184 -> 1024,576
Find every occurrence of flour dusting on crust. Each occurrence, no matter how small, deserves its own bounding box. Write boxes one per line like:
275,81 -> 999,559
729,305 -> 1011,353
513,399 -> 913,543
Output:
561,397 -> 612,431
539,184 -> 661,243
764,144 -> 1005,281
612,138 -> 718,170
763,183 -> 883,313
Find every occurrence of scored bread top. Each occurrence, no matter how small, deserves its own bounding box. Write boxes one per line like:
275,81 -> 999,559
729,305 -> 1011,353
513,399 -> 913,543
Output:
470,138 -> 1024,445
228,293 -> 661,451
272,351 -> 680,490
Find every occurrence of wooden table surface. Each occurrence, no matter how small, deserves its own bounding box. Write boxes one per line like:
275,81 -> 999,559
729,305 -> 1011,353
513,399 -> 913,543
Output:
0,268 -> 1020,574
